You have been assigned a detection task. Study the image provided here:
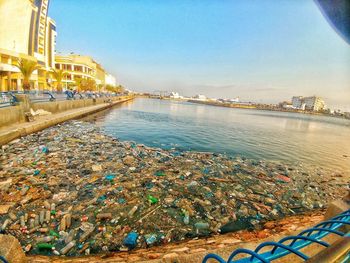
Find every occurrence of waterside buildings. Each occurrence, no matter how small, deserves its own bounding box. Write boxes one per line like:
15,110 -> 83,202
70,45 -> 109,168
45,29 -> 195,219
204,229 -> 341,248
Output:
54,54 -> 116,91
0,0 -> 56,91
0,0 -> 116,92
292,96 -> 326,111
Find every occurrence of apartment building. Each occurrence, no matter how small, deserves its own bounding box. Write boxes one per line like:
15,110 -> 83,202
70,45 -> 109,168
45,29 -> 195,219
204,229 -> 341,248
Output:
0,0 -> 57,91
292,96 -> 326,111
54,54 -> 115,91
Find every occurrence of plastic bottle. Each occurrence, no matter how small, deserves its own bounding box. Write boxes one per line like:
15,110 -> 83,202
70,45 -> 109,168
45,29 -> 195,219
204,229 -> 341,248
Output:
183,211 -> 190,225
123,232 -> 138,249
36,236 -> 54,243
1,219 -> 10,231
49,230 -> 60,238
8,212 -> 17,221
39,211 -> 45,224
20,216 -> 25,227
60,240 -> 76,255
96,213 -> 112,220
145,233 -> 157,246
60,217 -> 66,231
79,227 -> 94,242
65,229 -> 76,244
43,201 -> 50,209
147,195 -> 158,204
29,219 -> 34,229
65,213 -> 72,228
194,222 -> 209,230
37,243 -> 54,250
128,206 -> 138,217
45,210 -> 51,223
34,215 -> 39,227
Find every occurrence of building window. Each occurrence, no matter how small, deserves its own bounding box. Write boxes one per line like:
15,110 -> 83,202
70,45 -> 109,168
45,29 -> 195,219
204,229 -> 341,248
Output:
74,65 -> 83,72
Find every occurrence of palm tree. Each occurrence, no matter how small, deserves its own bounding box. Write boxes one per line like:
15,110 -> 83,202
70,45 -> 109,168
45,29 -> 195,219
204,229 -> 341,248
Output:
116,85 -> 125,93
105,84 -> 125,93
86,78 -> 96,91
15,59 -> 40,91
105,84 -> 115,93
51,69 -> 66,91
74,76 -> 84,91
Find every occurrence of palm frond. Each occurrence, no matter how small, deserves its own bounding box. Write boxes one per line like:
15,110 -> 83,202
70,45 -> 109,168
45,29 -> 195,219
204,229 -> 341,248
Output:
14,59 -> 40,90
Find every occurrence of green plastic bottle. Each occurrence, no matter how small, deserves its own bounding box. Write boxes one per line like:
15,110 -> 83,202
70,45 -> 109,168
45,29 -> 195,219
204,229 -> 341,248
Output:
37,243 -> 54,250
147,195 -> 158,204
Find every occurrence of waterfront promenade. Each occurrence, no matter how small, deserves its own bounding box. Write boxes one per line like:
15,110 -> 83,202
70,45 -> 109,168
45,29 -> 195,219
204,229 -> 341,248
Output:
0,95 -> 133,146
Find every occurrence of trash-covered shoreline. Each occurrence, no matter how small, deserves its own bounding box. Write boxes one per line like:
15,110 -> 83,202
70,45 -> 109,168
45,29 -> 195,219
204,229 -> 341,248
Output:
0,121 -> 347,256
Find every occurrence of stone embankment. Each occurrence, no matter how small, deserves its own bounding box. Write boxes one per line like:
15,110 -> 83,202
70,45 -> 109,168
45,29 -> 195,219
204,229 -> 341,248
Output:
0,95 -> 134,146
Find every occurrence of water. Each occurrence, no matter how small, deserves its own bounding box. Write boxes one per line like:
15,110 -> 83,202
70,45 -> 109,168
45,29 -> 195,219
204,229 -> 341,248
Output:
86,98 -> 350,175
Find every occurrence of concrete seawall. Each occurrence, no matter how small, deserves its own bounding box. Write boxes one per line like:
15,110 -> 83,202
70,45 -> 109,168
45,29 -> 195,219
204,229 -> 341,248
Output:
0,105 -> 26,126
0,95 -> 133,146
0,95 -> 131,127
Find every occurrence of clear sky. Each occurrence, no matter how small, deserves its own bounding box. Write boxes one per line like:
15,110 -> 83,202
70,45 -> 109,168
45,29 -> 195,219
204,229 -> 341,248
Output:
49,0 -> 350,110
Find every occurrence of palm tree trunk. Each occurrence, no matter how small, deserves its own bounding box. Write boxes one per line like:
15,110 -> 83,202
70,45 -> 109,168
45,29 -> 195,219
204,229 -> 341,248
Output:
7,72 -> 11,91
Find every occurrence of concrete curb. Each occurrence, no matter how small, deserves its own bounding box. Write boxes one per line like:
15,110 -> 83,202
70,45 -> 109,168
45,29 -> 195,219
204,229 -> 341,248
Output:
0,235 -> 27,263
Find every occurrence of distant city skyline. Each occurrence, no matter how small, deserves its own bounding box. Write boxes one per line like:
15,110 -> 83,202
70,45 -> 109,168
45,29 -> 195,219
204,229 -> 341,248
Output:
50,0 -> 350,111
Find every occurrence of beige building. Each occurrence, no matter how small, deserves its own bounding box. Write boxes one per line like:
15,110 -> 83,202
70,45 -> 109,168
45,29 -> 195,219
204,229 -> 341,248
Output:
292,96 -> 325,111
105,73 -> 116,86
303,96 -> 325,111
0,0 -> 56,91
55,54 -> 115,91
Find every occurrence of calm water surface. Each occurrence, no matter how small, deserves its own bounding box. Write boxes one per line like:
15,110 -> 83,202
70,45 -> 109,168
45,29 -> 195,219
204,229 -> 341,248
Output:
88,98 -> 350,175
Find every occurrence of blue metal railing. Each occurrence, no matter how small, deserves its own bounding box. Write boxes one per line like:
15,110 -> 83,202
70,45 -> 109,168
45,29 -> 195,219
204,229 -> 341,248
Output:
0,255 -> 9,263
203,209 -> 350,263
0,92 -> 19,108
27,90 -> 57,103
0,90 -> 125,107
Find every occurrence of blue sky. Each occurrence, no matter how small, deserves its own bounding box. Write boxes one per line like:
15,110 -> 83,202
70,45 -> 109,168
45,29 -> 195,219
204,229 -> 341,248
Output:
50,0 -> 350,110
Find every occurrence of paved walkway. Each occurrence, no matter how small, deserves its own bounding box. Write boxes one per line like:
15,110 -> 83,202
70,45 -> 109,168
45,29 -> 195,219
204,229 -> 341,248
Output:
0,97 -> 132,146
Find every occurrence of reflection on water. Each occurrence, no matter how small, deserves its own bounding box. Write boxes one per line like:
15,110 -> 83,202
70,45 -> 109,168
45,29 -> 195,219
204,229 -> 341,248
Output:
83,98 -> 350,175
284,118 -> 311,132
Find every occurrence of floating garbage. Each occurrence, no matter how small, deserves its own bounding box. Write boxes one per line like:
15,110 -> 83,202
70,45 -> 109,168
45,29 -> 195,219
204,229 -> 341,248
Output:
104,174 -> 116,181
0,120 -> 347,256
147,195 -> 159,205
144,233 -> 158,246
123,232 -> 139,249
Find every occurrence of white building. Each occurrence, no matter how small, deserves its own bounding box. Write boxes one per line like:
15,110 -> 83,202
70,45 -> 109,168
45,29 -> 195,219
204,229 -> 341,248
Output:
193,94 -> 207,101
105,73 -> 116,86
292,96 -> 325,111
304,96 -> 325,111
170,91 -> 180,99
283,104 -> 294,109
228,97 -> 240,103
292,96 -> 304,109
